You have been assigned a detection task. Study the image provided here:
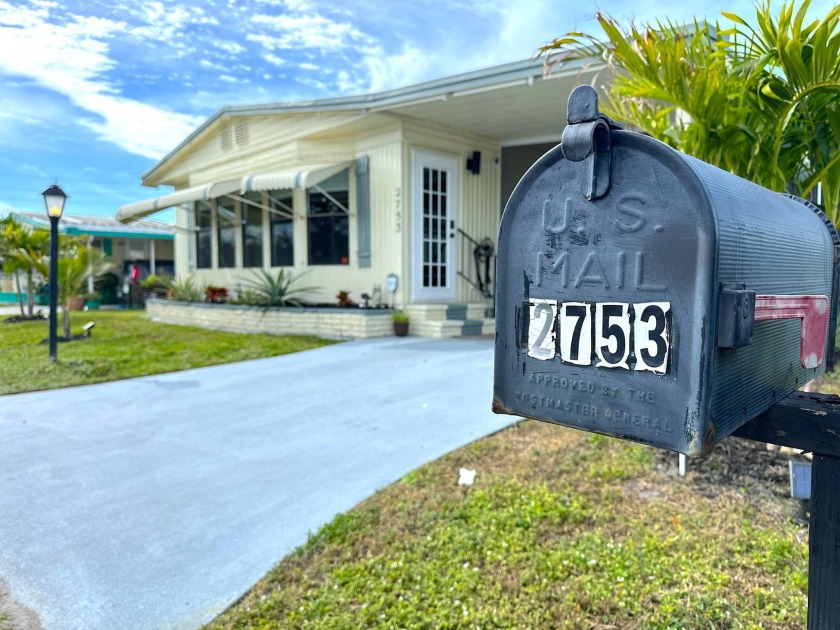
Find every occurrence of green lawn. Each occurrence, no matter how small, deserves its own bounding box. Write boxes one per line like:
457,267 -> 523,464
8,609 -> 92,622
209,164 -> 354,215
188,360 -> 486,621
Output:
209,421 -> 807,630
0,310 -> 336,395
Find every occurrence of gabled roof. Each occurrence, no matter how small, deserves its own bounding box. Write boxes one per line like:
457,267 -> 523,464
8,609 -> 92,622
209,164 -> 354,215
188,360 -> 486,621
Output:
143,56 -> 602,183
12,212 -> 174,240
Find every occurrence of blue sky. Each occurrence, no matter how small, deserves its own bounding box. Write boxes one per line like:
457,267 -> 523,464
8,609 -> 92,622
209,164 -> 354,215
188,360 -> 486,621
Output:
0,0 -> 833,222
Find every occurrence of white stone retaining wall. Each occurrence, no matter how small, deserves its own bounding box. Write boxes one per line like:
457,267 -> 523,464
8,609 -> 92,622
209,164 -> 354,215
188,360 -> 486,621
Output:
146,299 -> 394,339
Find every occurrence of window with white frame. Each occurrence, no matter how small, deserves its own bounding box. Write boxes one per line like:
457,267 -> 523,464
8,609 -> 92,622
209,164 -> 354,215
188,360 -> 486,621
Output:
217,197 -> 237,268
307,170 -> 349,265
195,200 -> 212,269
241,191 -> 263,268
269,189 -> 294,267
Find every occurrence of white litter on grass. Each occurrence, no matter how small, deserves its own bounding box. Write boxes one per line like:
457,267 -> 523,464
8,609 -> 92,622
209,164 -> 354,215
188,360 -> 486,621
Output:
458,468 -> 476,486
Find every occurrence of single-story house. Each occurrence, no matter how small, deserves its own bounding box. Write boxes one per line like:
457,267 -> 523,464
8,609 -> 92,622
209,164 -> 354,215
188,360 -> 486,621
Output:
117,57 -> 603,335
2,212 -> 174,304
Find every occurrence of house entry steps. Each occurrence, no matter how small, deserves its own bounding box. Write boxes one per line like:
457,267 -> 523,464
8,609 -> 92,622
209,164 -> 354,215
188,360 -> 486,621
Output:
406,303 -> 495,338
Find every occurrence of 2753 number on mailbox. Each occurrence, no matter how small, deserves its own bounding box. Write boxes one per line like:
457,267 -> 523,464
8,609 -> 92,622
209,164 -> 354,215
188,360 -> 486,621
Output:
526,300 -> 671,374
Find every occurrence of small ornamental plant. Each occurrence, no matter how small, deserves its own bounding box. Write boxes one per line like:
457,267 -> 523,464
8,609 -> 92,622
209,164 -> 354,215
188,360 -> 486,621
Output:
392,310 -> 410,337
392,310 -> 410,324
336,290 -> 356,307
205,286 -> 229,303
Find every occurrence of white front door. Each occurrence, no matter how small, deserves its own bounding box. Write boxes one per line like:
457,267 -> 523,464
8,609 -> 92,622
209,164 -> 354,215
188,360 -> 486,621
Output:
412,150 -> 458,302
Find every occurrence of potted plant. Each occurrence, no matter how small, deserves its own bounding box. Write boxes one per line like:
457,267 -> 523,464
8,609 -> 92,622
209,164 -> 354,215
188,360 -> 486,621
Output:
392,310 -> 410,336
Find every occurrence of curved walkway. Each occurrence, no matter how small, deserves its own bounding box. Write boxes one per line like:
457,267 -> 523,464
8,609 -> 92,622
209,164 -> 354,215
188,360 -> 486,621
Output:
0,337 -> 513,630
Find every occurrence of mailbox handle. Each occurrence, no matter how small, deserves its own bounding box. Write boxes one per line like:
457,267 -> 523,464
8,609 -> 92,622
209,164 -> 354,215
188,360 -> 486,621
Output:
755,295 -> 829,369
561,86 -> 622,201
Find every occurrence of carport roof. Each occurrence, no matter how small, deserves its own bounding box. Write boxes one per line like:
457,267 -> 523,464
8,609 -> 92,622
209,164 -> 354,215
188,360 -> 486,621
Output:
11,212 -> 174,240
143,56 -> 604,183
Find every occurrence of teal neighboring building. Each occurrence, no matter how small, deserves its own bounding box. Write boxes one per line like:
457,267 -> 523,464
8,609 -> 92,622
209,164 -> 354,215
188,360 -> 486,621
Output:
1,212 -> 174,304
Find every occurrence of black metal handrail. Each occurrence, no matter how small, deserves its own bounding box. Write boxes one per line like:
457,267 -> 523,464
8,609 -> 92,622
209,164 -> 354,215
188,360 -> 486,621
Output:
456,228 -> 495,317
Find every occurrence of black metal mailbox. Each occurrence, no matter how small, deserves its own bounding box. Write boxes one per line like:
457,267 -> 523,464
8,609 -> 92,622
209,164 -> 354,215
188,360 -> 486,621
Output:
493,85 -> 840,456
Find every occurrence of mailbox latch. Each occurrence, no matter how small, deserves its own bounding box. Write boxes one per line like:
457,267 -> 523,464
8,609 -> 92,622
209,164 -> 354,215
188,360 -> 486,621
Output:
561,85 -> 623,200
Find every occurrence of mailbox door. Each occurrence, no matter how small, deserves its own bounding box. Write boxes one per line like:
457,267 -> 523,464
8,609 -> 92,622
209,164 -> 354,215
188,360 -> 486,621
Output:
494,132 -> 717,455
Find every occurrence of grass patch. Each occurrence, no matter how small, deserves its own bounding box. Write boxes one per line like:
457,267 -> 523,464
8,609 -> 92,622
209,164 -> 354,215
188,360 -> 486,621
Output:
0,310 -> 336,395
208,421 -> 807,629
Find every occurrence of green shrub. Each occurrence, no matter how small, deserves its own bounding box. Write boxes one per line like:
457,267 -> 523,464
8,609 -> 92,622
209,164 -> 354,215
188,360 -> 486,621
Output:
392,310 -> 410,323
168,276 -> 206,302
238,269 -> 317,307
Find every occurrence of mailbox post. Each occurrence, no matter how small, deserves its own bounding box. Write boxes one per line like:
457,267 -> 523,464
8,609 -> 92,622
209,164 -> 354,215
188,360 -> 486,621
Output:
493,85 -> 840,628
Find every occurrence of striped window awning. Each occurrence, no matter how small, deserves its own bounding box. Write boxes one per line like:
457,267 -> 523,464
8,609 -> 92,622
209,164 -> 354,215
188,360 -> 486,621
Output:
116,163 -> 351,223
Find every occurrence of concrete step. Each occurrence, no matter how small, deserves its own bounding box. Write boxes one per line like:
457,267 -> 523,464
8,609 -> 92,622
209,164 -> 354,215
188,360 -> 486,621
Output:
410,317 -> 495,339
405,302 -> 494,337
405,303 -> 492,322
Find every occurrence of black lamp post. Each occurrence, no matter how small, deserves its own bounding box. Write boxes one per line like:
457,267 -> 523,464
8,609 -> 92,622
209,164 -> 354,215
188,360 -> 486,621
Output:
42,185 -> 67,362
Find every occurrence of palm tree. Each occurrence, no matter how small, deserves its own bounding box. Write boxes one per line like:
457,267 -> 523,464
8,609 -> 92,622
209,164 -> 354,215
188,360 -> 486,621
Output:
35,238 -> 113,338
540,0 -> 840,222
0,216 -> 50,318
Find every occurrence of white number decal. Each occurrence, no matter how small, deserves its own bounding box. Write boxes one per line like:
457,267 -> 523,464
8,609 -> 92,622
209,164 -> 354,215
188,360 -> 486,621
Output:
525,300 -> 672,374
527,299 -> 557,360
559,302 -> 592,365
633,302 -> 670,374
595,302 -> 631,369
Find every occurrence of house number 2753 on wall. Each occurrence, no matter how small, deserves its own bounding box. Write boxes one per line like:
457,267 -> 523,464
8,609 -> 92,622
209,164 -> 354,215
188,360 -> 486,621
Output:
526,299 -> 671,375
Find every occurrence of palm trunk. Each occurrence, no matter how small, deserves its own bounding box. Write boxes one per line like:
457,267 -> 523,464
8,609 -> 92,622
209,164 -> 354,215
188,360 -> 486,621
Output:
14,270 -> 24,317
62,304 -> 70,339
26,267 -> 35,318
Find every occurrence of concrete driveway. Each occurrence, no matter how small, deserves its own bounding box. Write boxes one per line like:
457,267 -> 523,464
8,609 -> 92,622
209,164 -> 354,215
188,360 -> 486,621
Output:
0,337 -> 514,630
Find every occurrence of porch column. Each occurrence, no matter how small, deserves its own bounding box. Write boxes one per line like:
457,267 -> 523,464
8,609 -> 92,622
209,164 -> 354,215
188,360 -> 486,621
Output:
87,236 -> 94,294
150,239 -> 156,275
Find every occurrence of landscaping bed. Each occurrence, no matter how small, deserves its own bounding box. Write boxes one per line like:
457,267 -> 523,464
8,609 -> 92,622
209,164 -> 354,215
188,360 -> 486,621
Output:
146,299 -> 394,339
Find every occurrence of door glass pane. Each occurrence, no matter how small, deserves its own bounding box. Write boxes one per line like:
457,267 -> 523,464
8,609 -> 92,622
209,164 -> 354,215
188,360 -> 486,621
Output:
418,163 -> 452,290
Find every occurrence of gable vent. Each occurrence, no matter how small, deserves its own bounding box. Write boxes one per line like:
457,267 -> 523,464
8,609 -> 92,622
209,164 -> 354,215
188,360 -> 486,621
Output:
234,122 -> 248,146
220,127 -> 232,151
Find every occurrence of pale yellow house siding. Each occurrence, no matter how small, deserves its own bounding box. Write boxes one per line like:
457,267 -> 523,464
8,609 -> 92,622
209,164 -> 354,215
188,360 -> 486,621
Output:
170,112 -> 502,307
154,112 -> 367,187
174,120 -> 406,306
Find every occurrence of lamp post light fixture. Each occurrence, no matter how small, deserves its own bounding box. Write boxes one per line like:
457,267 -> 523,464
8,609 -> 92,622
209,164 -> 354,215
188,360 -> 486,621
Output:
42,184 -> 67,362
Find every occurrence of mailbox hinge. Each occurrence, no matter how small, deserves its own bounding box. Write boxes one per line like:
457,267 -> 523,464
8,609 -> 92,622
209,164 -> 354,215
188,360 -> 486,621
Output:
561,85 -> 623,200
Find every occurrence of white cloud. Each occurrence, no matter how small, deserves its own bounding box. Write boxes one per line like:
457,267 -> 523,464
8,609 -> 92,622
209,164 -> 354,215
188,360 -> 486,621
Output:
200,59 -> 226,70
263,52 -> 286,67
131,1 -> 219,42
358,44 -> 432,93
214,40 -> 245,55
299,62 -> 319,71
0,3 -> 202,158
20,163 -> 47,177
250,13 -> 373,50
